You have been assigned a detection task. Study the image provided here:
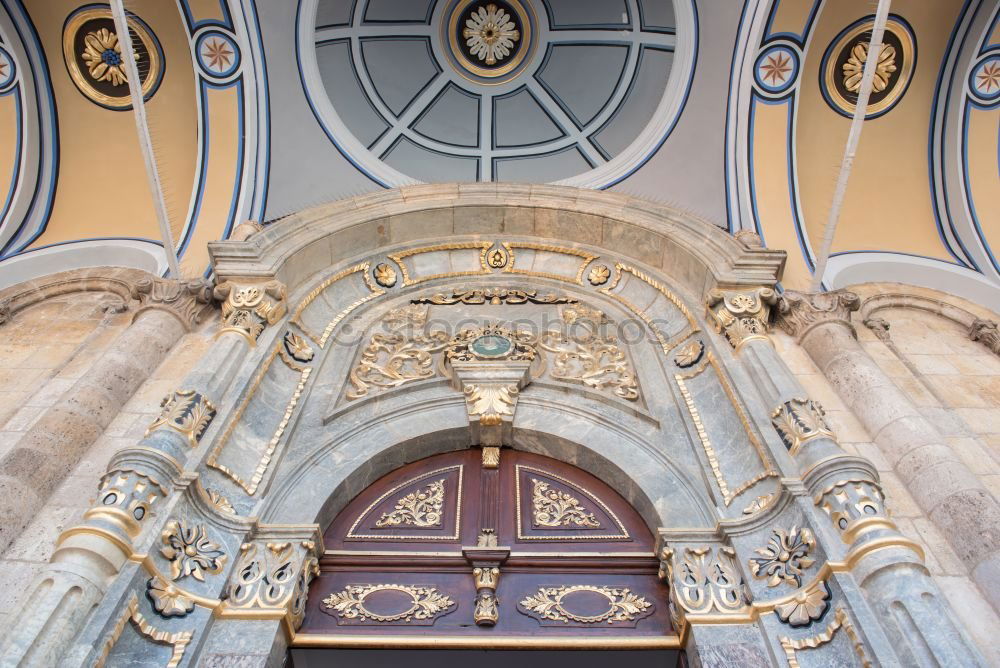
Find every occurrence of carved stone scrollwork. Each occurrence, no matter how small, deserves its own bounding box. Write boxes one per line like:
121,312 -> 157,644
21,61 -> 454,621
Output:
411,288 -> 577,305
537,305 -> 639,400
705,288 -> 777,350
775,289 -> 861,342
464,383 -> 519,426
348,305 -> 449,399
664,546 -> 753,616
969,318 -> 1000,355
225,538 -> 321,631
815,478 -> 890,540
96,594 -> 193,668
214,280 -> 287,344
131,277 -> 215,330
749,526 -> 816,587
770,398 -> 835,455
144,390 -> 217,447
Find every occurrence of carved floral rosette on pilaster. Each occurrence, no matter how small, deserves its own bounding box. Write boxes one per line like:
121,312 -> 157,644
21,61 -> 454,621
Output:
132,277 -> 215,330
213,279 -> 288,344
705,287 -> 776,350
223,529 -> 323,631
770,398 -> 835,455
775,290 -> 861,342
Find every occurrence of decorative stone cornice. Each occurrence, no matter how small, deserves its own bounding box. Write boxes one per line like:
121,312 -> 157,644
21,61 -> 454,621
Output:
774,289 -> 860,342
132,277 -> 215,331
705,287 -> 777,351
213,280 -> 287,345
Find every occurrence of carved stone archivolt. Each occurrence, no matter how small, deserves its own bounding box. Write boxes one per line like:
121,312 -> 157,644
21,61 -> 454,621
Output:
775,289 -> 861,341
145,390 -> 217,447
771,398 -> 835,455
214,279 -> 287,344
705,288 -> 777,350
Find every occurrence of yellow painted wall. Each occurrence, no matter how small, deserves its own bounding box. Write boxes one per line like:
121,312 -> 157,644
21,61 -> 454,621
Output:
795,0 -> 963,263
25,0 -> 197,252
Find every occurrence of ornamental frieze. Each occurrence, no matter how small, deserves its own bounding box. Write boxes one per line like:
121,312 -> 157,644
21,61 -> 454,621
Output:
322,584 -> 455,625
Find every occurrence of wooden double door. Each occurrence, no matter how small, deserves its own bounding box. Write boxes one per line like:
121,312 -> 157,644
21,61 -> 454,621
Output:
297,448 -> 679,652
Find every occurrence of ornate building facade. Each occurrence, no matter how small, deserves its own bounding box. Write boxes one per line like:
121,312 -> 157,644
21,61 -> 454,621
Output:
0,1 -> 998,666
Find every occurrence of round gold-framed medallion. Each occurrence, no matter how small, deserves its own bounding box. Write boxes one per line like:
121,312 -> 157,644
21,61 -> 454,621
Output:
446,0 -> 534,84
63,6 -> 163,111
821,15 -> 916,119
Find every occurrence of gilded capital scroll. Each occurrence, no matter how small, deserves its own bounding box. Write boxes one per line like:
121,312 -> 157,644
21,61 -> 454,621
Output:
774,289 -> 860,342
705,287 -> 776,351
213,280 -> 288,345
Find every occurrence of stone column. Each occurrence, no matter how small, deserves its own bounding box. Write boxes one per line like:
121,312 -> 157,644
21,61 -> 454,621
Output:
0,278 -> 214,553
0,279 -> 287,667
776,290 -> 1000,615
701,288 -> 987,666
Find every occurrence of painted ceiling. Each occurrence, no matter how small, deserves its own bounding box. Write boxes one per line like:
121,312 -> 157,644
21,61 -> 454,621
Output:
0,0 -> 997,309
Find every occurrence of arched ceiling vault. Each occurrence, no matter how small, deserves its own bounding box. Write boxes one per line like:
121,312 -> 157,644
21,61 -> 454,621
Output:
0,0 -> 996,310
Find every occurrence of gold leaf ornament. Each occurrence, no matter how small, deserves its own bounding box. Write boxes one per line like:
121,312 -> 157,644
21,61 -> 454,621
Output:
842,42 -> 896,93
588,265 -> 611,285
531,478 -> 600,528
375,479 -> 445,527
160,520 -> 227,582
373,263 -> 397,288
283,331 -> 314,362
81,28 -> 137,86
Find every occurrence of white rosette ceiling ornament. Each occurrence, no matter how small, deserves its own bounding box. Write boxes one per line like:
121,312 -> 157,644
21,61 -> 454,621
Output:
304,0 -> 694,184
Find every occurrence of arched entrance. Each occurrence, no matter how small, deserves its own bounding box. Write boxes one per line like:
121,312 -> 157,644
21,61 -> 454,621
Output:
292,448 -> 683,665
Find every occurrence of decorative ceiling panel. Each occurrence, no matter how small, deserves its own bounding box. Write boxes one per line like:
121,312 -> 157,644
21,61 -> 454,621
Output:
303,0 -> 693,185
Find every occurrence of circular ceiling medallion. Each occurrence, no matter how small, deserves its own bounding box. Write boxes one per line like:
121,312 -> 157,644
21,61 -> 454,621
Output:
447,0 -> 532,83
0,47 -> 15,92
63,6 -> 163,111
969,54 -> 1000,106
821,15 -> 915,119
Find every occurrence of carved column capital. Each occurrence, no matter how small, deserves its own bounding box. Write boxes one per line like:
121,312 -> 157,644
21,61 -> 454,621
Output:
132,277 -> 215,331
969,318 -> 1000,354
658,543 -> 752,623
774,289 -> 860,342
222,526 -> 323,631
213,279 -> 287,345
705,287 -> 777,351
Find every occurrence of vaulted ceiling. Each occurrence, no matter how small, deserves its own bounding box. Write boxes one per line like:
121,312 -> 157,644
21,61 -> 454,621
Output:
0,0 -> 997,307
